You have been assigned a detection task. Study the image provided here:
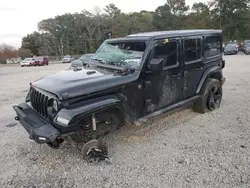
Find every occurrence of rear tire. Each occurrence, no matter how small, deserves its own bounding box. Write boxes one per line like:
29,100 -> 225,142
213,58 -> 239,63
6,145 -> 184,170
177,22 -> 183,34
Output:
193,78 -> 222,114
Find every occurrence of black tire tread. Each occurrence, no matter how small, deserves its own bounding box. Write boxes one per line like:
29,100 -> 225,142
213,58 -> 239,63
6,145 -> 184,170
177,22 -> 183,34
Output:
193,78 -> 222,114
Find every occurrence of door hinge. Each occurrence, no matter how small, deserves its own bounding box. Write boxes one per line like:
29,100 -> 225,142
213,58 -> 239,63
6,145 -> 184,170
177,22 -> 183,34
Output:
144,81 -> 151,88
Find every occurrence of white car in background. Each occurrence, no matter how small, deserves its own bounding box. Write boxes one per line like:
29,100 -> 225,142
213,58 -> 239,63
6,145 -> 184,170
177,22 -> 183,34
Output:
62,55 -> 73,63
20,58 -> 35,67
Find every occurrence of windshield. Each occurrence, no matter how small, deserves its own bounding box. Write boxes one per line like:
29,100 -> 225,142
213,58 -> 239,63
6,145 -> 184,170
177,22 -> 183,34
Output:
35,57 -> 43,61
91,41 -> 146,69
80,54 -> 93,60
226,44 -> 236,48
64,55 -> 70,58
24,58 -> 33,61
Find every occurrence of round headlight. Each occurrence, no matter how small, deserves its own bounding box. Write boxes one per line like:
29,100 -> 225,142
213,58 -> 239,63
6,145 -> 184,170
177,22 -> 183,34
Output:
53,100 -> 58,112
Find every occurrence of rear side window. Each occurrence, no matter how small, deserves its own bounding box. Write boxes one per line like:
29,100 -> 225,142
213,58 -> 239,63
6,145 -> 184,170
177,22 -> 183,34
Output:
206,36 -> 222,57
153,41 -> 178,68
184,38 -> 202,63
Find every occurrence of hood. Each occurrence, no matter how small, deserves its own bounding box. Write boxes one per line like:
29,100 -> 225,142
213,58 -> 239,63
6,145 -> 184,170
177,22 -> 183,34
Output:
32,66 -> 138,100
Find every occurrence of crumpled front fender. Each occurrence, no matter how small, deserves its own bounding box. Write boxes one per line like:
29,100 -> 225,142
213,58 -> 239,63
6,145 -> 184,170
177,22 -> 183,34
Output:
55,95 -> 135,127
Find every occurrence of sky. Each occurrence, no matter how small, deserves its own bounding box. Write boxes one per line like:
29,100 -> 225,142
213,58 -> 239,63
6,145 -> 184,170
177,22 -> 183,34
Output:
0,0 -> 206,47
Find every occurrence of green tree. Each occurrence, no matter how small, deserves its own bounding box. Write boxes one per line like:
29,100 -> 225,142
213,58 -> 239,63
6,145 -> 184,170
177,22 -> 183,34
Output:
21,1 -> 250,56
210,0 -> 250,40
21,32 -> 41,55
185,3 -> 212,29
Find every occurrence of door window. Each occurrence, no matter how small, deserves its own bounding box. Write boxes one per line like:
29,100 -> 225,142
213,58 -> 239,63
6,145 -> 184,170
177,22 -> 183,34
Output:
205,36 -> 222,57
152,40 -> 178,68
184,38 -> 202,63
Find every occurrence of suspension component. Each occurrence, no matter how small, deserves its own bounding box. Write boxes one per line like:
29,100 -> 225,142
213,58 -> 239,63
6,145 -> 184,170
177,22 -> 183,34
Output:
72,114 -> 98,143
92,114 -> 97,131
82,124 -> 93,142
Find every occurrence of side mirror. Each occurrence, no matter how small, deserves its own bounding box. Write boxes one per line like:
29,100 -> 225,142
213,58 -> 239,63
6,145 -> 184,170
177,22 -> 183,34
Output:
149,58 -> 164,75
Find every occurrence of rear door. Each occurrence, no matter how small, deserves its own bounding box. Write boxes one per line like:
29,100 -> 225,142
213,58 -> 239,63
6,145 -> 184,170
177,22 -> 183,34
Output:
183,36 -> 204,99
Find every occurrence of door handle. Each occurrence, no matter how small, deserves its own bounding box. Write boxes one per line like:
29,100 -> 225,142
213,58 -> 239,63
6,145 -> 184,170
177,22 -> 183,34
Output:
172,73 -> 182,78
196,67 -> 203,71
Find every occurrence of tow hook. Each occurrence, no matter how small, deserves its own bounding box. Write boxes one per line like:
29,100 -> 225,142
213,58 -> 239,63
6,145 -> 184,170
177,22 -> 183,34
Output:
47,138 -> 65,149
15,116 -> 19,121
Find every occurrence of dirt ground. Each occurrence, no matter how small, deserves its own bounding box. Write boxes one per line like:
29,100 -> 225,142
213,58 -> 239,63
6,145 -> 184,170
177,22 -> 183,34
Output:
0,54 -> 250,188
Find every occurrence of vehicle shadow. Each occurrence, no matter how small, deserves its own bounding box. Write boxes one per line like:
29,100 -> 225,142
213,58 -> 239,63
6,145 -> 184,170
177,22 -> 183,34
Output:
17,103 -> 215,168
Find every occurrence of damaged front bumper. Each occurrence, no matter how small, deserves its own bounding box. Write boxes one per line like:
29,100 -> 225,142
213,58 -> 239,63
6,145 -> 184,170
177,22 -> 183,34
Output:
13,103 -> 60,144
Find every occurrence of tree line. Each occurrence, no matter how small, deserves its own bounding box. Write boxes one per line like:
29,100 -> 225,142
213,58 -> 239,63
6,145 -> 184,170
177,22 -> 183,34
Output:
17,0 -> 250,57
0,44 -> 32,64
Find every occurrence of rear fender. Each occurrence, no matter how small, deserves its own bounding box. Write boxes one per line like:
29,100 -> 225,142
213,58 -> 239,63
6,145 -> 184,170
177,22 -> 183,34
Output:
196,66 -> 222,94
55,95 -> 135,126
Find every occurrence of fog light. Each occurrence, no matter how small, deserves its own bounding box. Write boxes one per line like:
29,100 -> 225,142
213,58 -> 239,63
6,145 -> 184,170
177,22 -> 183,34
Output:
56,116 -> 69,125
38,137 -> 46,141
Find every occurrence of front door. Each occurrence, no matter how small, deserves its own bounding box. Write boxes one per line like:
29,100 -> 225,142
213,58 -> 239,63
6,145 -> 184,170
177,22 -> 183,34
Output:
143,38 -> 184,114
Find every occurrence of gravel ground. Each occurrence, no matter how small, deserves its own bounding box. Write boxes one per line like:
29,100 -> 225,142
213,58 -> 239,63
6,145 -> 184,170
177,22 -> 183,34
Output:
0,54 -> 250,188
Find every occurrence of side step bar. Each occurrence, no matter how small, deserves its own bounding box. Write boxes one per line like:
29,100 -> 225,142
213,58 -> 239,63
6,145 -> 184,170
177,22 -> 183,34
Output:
135,95 -> 200,126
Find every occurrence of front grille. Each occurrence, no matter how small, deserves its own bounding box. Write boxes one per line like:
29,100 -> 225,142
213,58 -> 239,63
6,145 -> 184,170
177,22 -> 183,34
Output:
30,87 -> 49,117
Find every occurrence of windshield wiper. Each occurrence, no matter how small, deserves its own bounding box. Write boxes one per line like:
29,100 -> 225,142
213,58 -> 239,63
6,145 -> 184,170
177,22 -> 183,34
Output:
91,61 -> 134,73
90,57 -> 136,74
91,57 -> 106,64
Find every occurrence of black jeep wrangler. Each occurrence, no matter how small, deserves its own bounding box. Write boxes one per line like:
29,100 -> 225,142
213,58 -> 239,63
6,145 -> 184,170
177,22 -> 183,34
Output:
13,30 -> 225,159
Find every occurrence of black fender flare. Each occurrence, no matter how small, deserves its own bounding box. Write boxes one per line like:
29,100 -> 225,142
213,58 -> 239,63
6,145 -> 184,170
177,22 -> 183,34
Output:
196,66 -> 222,94
55,95 -> 136,126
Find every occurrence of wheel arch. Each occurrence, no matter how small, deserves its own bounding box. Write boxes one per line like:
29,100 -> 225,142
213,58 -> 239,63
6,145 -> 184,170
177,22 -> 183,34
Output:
196,66 -> 223,94
56,95 -> 136,127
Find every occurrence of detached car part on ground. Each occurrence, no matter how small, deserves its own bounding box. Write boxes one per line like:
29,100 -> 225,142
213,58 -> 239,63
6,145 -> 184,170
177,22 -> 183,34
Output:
13,29 -> 226,161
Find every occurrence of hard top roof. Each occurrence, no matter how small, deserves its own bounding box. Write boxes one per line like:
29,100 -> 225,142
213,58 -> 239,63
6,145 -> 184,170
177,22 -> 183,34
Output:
106,29 -> 222,43
127,29 -> 222,38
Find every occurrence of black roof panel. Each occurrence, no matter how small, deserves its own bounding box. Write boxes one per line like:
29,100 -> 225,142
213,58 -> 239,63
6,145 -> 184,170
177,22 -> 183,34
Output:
106,36 -> 151,43
126,29 -> 222,38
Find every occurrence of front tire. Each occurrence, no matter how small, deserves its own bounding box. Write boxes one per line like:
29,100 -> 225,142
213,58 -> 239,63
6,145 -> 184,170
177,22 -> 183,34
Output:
193,78 -> 222,114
